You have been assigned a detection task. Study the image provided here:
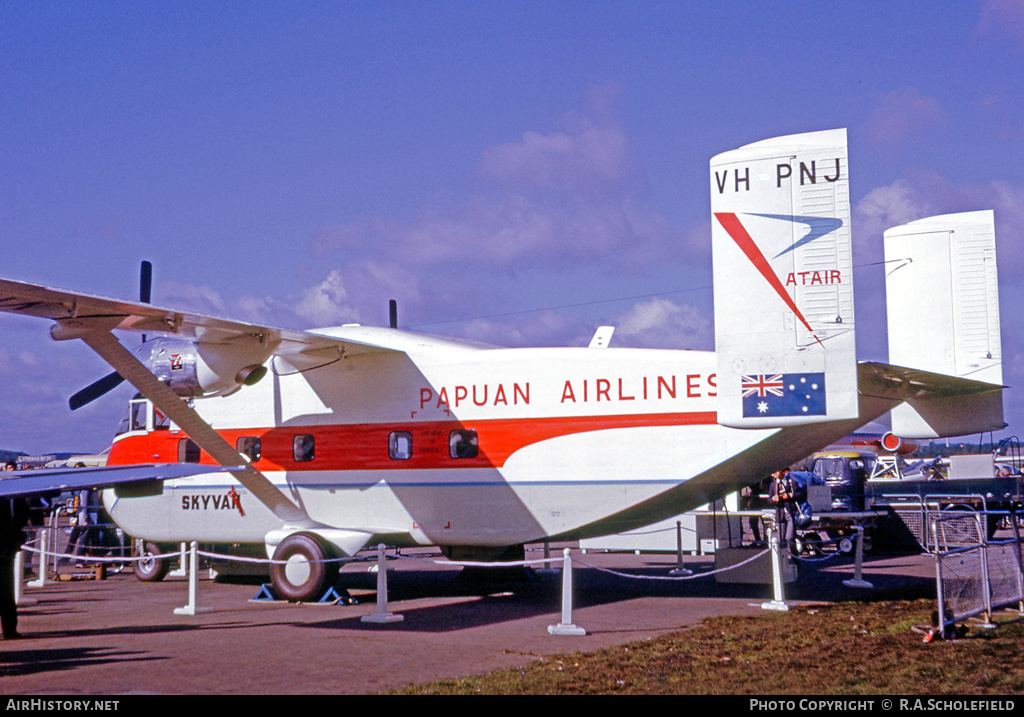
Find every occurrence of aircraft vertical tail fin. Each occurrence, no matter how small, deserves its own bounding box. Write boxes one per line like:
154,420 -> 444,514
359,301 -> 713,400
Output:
710,129 -> 858,429
884,210 -> 1004,438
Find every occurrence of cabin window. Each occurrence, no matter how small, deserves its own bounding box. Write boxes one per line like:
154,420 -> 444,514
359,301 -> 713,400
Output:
389,431 -> 413,460
293,434 -> 315,463
237,436 -> 261,463
178,438 -> 200,464
449,429 -> 478,459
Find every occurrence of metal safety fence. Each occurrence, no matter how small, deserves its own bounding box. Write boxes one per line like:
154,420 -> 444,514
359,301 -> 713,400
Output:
887,495 -> 991,552
931,508 -> 1024,637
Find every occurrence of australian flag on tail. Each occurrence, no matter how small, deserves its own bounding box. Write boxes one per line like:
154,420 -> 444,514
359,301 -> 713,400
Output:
741,372 -> 826,418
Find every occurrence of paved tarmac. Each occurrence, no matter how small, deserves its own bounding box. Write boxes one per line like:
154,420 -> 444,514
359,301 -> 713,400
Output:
0,545 -> 937,695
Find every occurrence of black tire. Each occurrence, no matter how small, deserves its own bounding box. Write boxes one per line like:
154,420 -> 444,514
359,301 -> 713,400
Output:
987,514 -> 1000,541
134,541 -> 171,583
801,531 -> 823,555
269,533 -> 338,602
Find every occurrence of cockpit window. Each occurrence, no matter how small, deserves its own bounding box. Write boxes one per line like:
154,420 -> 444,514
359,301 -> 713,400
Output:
116,399 -> 151,436
115,409 -> 131,437
130,401 -> 148,432
153,408 -> 170,430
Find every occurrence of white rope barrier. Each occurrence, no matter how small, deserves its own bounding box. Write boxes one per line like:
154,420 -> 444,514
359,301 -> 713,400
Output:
14,517 -> 874,632
574,548 -> 770,581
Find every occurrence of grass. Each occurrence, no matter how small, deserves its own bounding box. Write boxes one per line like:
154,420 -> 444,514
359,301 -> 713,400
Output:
389,599 -> 1024,695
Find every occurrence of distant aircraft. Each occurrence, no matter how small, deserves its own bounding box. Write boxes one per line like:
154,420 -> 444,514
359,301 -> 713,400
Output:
0,129 -> 1005,601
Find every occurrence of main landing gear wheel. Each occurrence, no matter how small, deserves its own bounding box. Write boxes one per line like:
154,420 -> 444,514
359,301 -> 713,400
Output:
269,533 -> 339,602
134,541 -> 170,582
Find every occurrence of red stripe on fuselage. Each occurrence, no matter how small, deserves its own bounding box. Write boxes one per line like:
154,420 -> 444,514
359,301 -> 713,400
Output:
107,412 -> 718,472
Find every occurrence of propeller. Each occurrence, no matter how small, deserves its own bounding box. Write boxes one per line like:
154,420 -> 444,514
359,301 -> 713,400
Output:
69,371 -> 126,411
68,261 -> 152,411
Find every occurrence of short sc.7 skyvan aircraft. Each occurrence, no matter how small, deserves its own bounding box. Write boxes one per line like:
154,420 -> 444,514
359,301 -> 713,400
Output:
0,129 -> 1006,601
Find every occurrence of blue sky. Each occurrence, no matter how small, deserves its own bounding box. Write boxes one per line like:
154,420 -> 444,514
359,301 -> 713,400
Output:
1,0 -> 1023,455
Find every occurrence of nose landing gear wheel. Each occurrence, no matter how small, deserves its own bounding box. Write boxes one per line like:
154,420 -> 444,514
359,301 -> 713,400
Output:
134,541 -> 170,582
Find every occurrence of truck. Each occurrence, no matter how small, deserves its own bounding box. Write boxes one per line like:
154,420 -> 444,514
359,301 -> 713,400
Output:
807,440 -> 1024,549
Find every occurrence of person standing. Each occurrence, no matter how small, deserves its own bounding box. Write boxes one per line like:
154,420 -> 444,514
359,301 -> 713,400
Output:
769,468 -> 797,555
0,496 -> 29,639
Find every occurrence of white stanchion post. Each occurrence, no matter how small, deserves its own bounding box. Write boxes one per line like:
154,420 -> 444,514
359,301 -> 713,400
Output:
842,525 -> 873,589
547,548 -> 586,636
28,531 -> 47,587
174,542 -> 211,616
361,544 -> 403,624
169,542 -> 187,577
537,540 -> 559,575
669,520 -> 692,576
14,551 -> 36,607
761,522 -> 789,611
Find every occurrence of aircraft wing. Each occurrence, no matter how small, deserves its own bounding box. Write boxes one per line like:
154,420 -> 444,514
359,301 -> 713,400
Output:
0,276 -> 479,527
0,277 -> 404,358
0,463 -> 236,499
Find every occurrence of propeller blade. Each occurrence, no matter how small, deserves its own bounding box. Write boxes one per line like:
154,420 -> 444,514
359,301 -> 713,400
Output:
69,371 -> 125,411
67,260 -> 151,410
140,260 -> 152,342
140,260 -> 152,304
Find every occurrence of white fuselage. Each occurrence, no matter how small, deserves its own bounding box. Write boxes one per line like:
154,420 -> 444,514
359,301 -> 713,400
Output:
104,337 -> 870,553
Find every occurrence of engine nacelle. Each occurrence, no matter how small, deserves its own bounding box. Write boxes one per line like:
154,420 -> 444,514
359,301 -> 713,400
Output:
135,337 -> 270,399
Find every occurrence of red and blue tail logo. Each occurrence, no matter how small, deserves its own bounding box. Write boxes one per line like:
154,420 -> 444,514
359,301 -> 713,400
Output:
714,212 -> 843,346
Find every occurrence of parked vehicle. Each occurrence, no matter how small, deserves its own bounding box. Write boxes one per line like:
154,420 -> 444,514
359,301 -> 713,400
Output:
806,440 -> 1024,548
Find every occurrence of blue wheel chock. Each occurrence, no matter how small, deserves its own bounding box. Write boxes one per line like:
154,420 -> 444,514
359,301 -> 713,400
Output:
250,583 -> 357,605
320,586 -> 358,605
251,584 -> 279,602
318,586 -> 343,604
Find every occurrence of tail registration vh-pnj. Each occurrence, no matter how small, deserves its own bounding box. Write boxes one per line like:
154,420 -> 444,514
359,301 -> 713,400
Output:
0,129 -> 1006,601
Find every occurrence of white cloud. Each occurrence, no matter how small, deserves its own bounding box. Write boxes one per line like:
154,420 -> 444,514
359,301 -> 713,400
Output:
856,175 -> 1024,277
863,88 -> 946,150
157,281 -> 230,318
479,118 -> 631,192
613,298 -> 712,350
308,98 -> 682,279
854,179 -> 934,241
294,270 -> 355,327
974,0 -> 1024,49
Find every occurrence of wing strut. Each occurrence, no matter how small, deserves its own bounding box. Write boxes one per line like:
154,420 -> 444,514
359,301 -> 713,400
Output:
54,319 -> 310,526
